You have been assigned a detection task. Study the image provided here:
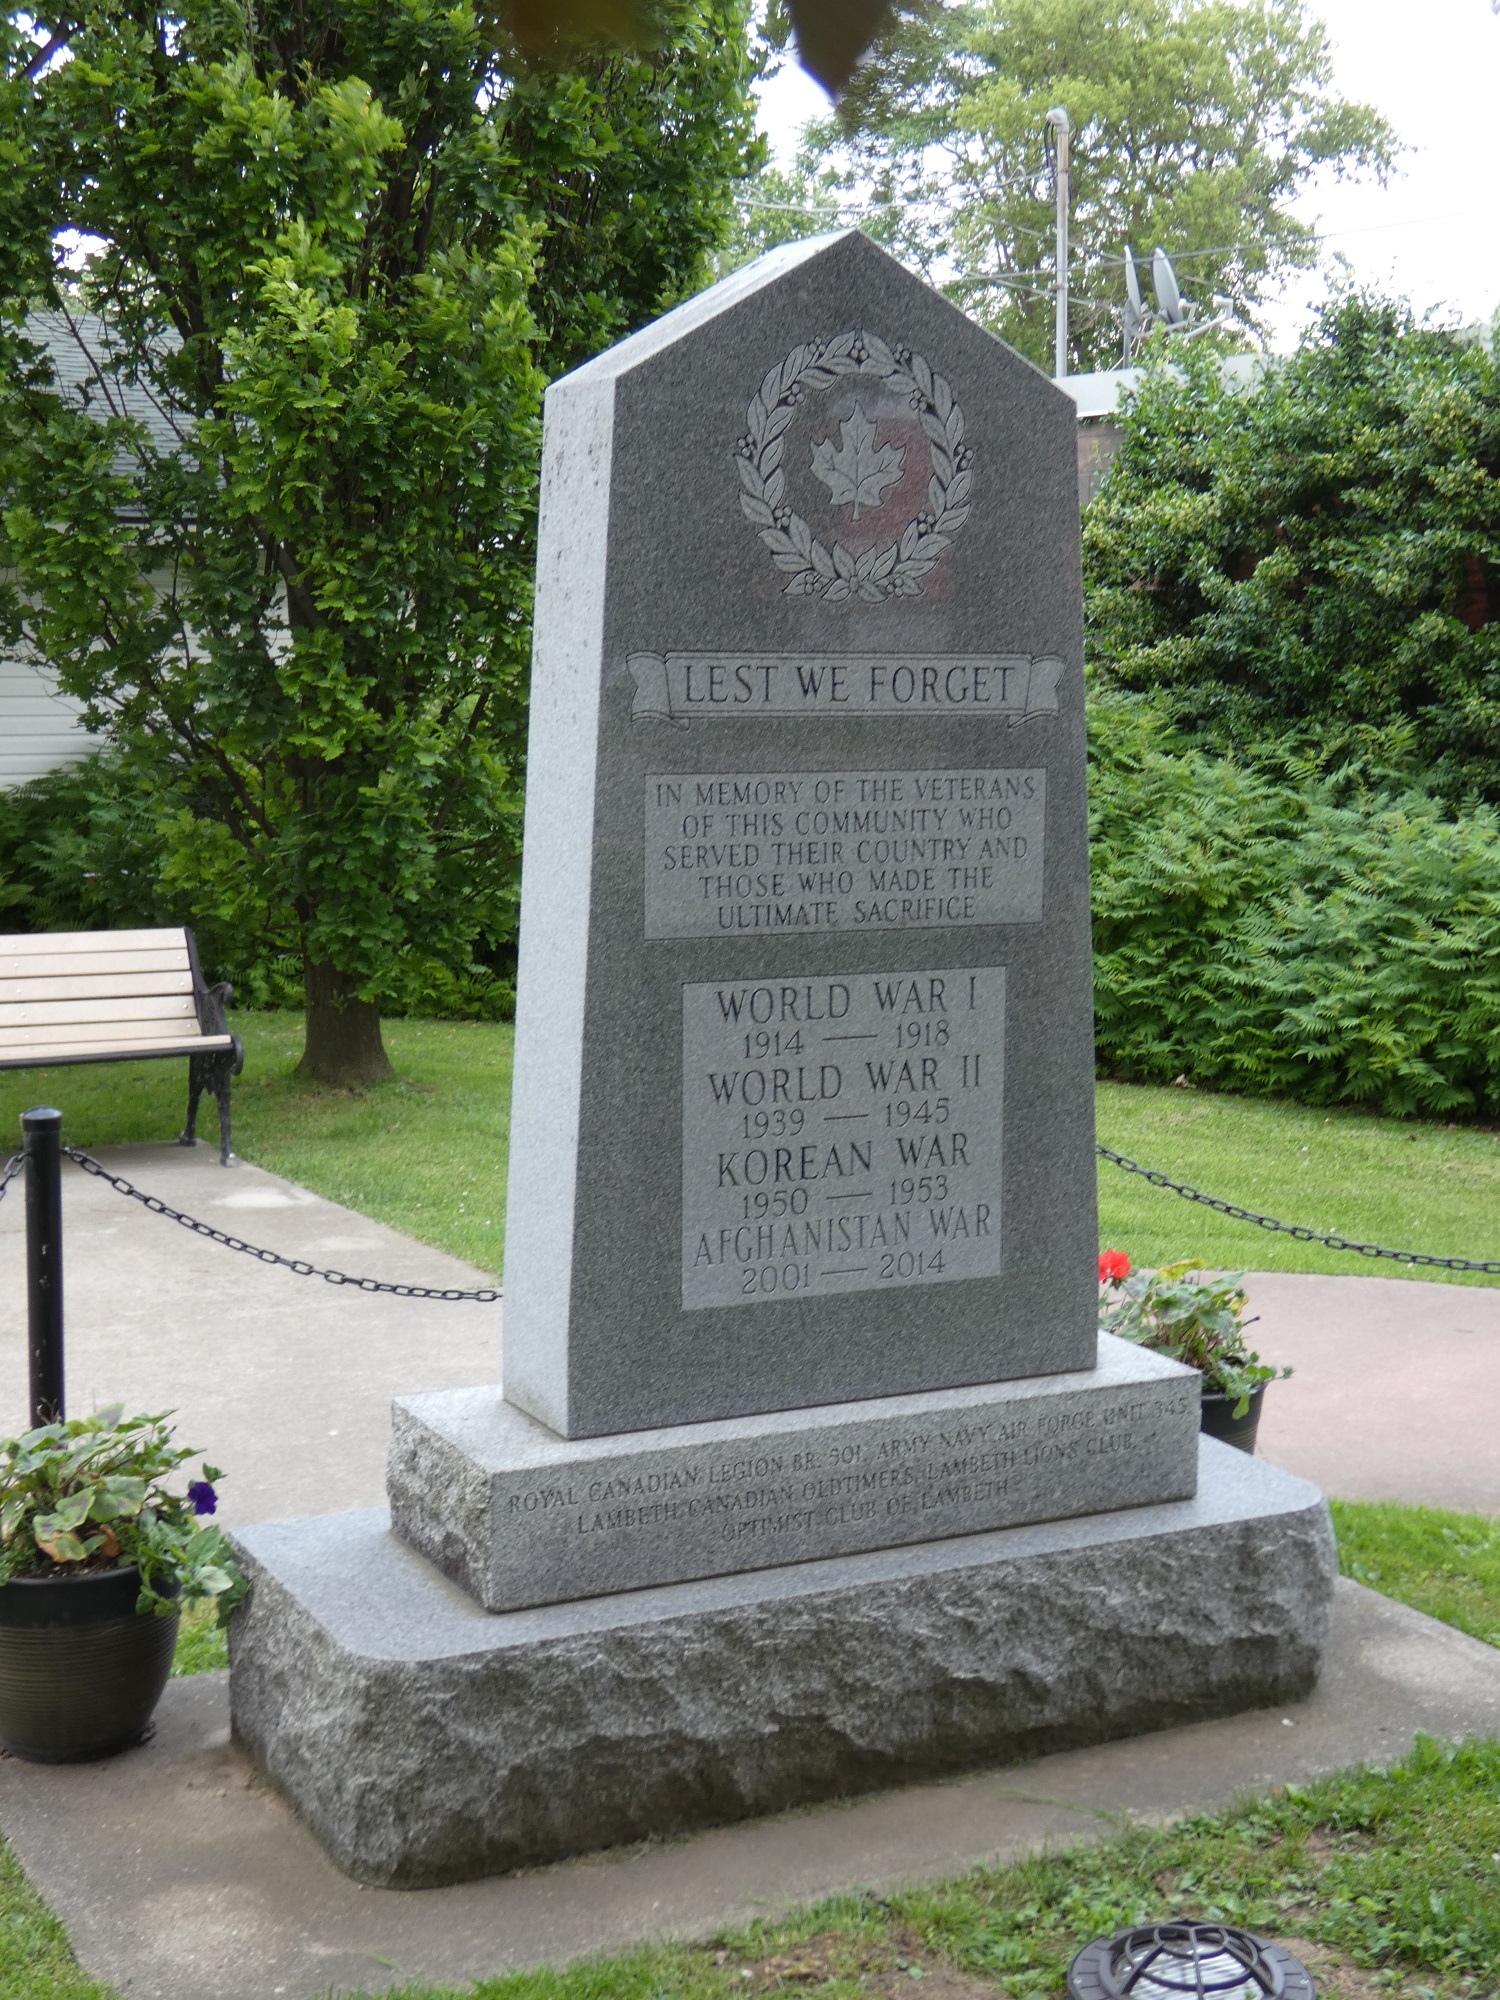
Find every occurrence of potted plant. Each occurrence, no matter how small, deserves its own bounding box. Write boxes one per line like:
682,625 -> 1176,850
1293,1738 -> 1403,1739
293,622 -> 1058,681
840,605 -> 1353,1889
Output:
0,1408 -> 245,1762
1097,1253 -> 1290,1454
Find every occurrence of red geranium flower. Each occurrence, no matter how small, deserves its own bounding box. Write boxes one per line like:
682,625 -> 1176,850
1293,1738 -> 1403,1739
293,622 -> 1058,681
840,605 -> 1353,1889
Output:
1098,1249 -> 1131,1284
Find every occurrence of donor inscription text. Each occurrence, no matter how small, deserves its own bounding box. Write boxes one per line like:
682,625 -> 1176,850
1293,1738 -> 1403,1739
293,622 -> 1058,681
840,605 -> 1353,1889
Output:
681,966 -> 1005,1310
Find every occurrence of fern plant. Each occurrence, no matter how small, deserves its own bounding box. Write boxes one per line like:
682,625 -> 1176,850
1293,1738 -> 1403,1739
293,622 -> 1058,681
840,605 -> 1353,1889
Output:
1089,693 -> 1500,1118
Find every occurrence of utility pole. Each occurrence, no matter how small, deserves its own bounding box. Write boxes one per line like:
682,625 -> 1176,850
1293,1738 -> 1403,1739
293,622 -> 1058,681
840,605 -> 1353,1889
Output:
1046,106 -> 1070,378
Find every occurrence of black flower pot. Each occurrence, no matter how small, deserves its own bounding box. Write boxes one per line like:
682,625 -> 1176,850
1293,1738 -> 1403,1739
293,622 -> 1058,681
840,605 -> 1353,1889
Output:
1199,1382 -> 1265,1456
0,1567 -> 179,1763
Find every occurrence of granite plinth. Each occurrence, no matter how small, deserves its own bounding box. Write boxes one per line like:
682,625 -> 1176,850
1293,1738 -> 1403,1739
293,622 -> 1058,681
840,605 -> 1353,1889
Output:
389,1333 -> 1199,1610
230,1439 -> 1335,1888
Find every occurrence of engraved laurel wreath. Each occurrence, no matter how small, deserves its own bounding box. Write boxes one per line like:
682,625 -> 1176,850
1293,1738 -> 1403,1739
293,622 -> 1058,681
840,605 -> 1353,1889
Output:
733,331 -> 972,604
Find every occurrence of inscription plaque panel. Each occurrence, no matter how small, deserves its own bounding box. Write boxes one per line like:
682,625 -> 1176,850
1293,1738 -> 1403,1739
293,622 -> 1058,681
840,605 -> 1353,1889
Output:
681,965 -> 1004,1310
646,769 -> 1045,938
628,652 -> 1063,725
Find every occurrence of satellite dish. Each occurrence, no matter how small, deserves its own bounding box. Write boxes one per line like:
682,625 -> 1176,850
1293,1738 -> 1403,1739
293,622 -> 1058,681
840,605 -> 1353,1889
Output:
1121,244 -> 1145,360
1124,245 -> 1145,327
1152,247 -> 1187,325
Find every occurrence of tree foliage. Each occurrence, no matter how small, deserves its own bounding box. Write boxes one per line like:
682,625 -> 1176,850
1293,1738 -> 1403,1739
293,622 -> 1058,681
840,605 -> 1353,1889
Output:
747,0 -> 1394,371
1085,298 -> 1500,796
0,0 -> 757,1080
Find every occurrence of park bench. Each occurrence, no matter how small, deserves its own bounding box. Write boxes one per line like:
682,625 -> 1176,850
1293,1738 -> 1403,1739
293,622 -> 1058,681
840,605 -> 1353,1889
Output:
0,927 -> 242,1163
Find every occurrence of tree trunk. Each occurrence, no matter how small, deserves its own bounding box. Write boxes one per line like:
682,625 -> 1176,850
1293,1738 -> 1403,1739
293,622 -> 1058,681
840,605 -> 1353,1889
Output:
297,959 -> 394,1087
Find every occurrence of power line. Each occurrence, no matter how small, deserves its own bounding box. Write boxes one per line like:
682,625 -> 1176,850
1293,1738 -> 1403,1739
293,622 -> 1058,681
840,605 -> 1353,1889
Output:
733,200 -> 1285,278
735,193 -> 1487,279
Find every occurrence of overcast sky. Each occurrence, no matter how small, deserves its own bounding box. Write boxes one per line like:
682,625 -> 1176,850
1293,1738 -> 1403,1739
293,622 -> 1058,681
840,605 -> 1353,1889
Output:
752,0 -> 1500,350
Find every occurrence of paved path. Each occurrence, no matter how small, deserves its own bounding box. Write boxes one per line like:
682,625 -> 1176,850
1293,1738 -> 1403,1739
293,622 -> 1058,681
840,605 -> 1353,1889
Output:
1247,1269 -> 1500,1516
0,1143 -> 499,1526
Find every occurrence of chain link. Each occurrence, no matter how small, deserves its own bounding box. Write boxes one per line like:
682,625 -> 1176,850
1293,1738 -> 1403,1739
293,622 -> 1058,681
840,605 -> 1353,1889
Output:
60,1147 -> 501,1301
1097,1143 -> 1500,1275
14,1135 -> 1494,1287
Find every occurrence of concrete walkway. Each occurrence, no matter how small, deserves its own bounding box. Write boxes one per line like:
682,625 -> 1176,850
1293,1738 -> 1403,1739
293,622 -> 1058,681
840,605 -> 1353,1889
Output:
1248,1269 -> 1500,1515
0,1143 -> 499,1525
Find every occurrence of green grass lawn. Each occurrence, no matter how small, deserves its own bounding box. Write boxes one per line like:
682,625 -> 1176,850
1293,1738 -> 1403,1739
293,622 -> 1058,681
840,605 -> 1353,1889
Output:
1097,1079 -> 1500,1287
0,1015 -> 512,1277
1331,1500 -> 1500,1649
3,1017 -> 1498,1292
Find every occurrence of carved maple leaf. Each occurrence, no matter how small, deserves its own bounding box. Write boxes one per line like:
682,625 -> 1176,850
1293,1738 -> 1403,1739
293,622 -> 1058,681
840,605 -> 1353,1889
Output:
809,403 -> 906,521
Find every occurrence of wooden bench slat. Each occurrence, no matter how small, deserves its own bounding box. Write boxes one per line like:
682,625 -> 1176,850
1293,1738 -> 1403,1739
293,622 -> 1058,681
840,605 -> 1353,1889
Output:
0,995 -> 198,1031
0,949 -> 193,981
0,1035 -> 234,1069
0,921 -> 240,1181
0,928 -> 188,956
0,1025 -> 207,1058
0,971 -> 196,1006
0,992 -> 198,1024
0,927 -> 238,1146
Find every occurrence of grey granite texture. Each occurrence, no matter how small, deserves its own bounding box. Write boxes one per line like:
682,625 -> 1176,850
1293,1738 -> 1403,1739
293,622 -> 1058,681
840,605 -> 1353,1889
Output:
389,1333 -> 1199,1609
230,1439 -> 1335,1888
504,230 -> 1098,1438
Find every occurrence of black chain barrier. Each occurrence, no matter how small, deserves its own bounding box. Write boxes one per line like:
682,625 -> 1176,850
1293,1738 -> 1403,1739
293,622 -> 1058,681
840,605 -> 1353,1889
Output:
1097,1143 -> 1500,1275
56,1147 -> 501,1301
6,1135 -> 1495,1284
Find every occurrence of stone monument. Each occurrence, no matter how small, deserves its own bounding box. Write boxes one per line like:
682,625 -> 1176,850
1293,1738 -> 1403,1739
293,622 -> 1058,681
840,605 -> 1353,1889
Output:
230,232 -> 1335,1888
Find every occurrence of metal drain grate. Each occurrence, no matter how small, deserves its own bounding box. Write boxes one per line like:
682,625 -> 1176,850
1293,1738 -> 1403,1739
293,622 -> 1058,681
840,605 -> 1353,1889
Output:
1067,1922 -> 1317,2000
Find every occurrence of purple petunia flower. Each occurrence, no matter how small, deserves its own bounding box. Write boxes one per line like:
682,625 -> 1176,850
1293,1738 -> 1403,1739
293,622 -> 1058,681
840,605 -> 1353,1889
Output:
187,1480 -> 218,1517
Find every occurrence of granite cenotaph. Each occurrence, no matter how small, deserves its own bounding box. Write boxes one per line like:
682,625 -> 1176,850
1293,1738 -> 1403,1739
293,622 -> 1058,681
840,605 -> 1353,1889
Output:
230,232 -> 1336,1887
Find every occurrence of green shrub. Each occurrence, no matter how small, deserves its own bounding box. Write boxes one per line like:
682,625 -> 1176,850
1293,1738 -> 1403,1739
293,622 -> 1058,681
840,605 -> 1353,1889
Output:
0,751 -> 285,988
1084,296 -> 1500,800
1090,694 -> 1500,1116
0,753 -> 515,1019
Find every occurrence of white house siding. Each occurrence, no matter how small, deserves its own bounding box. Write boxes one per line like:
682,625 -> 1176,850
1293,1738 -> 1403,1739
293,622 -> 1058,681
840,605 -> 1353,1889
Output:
0,649 -> 99,789
0,312 -> 181,791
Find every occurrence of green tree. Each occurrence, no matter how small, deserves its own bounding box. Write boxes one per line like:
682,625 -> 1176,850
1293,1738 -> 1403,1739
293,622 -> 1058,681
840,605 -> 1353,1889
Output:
763,0 -> 1394,371
717,159 -> 844,273
1084,298 -> 1500,797
0,0 -> 757,1083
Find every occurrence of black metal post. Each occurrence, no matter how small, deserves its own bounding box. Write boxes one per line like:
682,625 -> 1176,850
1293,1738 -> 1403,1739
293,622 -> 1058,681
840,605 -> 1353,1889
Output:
22,1108 -> 64,1427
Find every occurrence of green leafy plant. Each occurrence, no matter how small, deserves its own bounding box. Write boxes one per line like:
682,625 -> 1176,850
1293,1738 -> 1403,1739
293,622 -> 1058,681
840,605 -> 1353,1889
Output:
1098,1253 -> 1288,1415
0,750 -> 516,1020
0,0 -> 760,1084
0,1410 -> 245,1620
1085,298 -> 1500,797
1087,690 -> 1500,1118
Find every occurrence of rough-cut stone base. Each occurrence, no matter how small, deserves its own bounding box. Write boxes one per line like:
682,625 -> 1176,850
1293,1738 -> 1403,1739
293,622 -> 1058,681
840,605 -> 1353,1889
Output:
389,1335 -> 1199,1610
229,1441 -> 1334,1889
